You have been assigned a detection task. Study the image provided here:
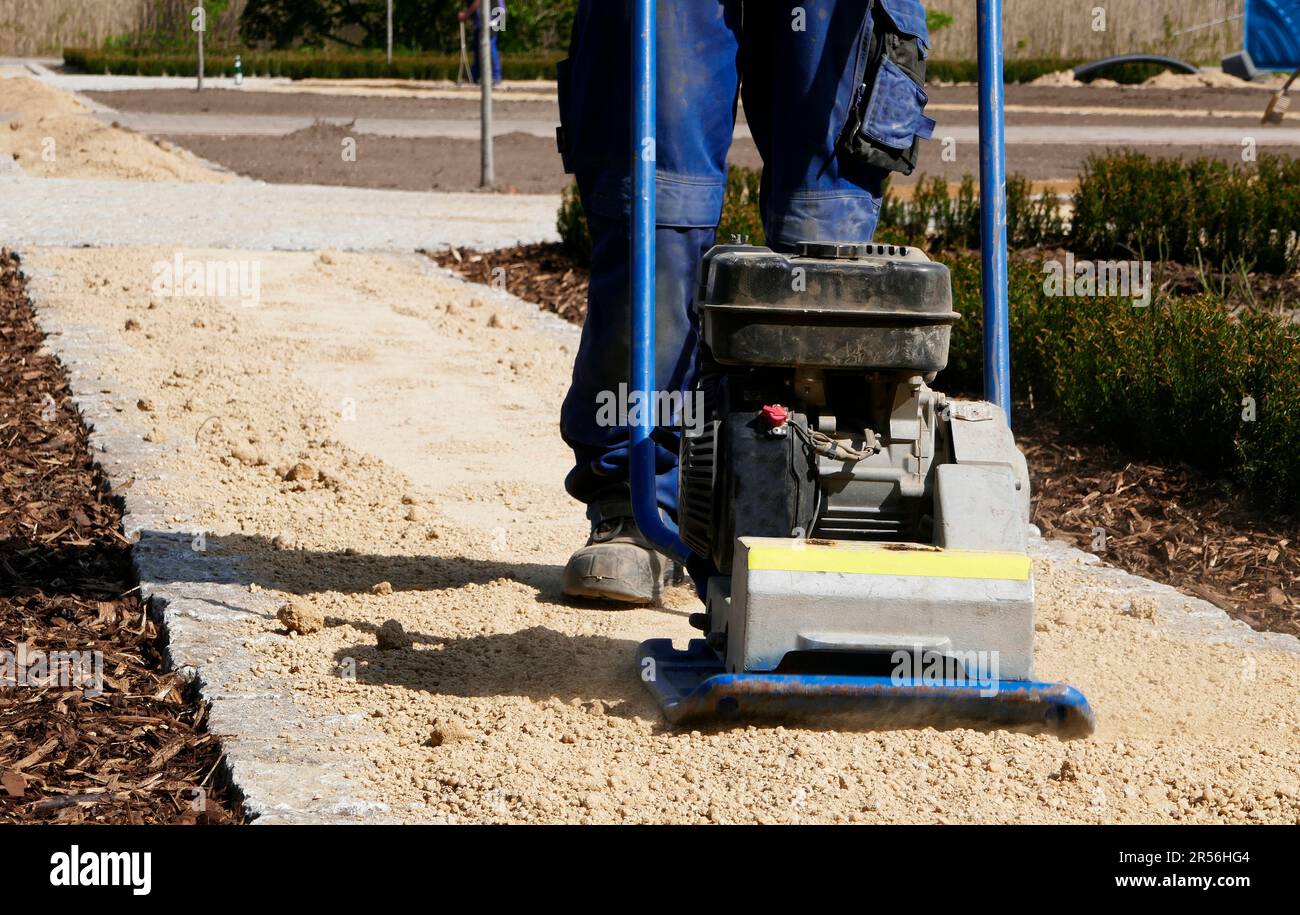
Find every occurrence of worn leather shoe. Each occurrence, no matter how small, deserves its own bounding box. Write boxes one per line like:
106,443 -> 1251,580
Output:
562,515 -> 667,605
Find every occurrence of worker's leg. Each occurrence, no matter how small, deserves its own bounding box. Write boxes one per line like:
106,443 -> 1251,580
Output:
558,0 -> 741,517
557,0 -> 741,601
470,22 -> 483,83
741,0 -> 934,246
470,21 -> 502,84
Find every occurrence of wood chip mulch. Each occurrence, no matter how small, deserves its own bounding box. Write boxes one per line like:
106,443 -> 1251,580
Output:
429,243 -> 590,324
431,242 -> 1297,638
0,250 -> 240,824
1016,407 -> 1296,636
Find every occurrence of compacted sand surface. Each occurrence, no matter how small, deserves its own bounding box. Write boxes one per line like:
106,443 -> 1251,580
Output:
22,245 -> 1300,824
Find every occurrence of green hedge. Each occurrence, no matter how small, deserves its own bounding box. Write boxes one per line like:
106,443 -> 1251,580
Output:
557,167 -> 1067,263
62,47 -> 563,81
1071,151 -> 1300,276
942,252 -> 1300,510
556,166 -> 768,265
876,173 -> 1067,250
880,152 -> 1300,277
66,47 -> 1171,86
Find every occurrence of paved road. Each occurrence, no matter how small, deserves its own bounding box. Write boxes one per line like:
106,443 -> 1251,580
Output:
101,108 -> 1300,147
103,111 -> 563,140
4,60 -> 554,98
0,175 -> 560,250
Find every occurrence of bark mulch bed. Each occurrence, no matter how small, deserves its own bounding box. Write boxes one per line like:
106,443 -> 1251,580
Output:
431,242 -> 1297,638
1015,408 -> 1296,637
430,243 -> 589,324
0,250 -> 239,824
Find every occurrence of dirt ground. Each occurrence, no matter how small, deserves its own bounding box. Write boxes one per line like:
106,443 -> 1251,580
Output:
7,72 -> 1298,825
87,82 -> 1279,119
0,73 -> 229,183
82,81 -> 1299,194
169,122 -> 568,195
20,243 -> 1300,824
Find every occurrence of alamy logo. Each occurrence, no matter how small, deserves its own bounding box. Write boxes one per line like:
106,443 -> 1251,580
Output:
1042,252 -> 1152,307
595,384 -> 705,436
49,846 -> 151,896
891,646 -> 1001,697
1,643 -> 103,697
151,252 -> 261,307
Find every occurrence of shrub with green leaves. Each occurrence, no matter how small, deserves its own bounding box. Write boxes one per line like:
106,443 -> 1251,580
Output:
556,182 -> 591,265
718,166 -> 765,246
1071,151 -> 1300,275
940,252 -> 1300,511
876,173 -> 1066,250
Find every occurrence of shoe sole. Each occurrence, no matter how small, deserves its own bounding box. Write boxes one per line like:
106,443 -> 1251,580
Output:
561,578 -> 654,606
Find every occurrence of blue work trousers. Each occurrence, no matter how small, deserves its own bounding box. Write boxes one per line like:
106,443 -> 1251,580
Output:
557,0 -> 933,522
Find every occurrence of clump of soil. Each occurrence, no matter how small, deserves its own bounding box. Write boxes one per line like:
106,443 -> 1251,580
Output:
376,619 -> 411,650
278,600 -> 324,635
429,720 -> 472,746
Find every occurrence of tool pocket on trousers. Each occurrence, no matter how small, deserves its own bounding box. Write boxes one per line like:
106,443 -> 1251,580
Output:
861,56 -> 934,154
840,0 -> 935,177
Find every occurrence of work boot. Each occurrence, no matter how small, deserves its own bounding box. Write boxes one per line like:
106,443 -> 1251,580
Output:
562,514 -> 667,605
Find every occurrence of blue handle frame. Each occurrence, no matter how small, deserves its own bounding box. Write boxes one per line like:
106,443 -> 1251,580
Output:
630,0 -> 692,562
627,0 -> 1012,556
977,0 -> 1011,418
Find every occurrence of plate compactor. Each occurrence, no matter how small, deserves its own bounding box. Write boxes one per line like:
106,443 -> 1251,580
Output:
622,0 -> 1094,737
636,243 -> 1093,736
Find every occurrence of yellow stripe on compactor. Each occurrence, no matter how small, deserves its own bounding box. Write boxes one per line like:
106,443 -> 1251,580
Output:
745,539 -> 1032,581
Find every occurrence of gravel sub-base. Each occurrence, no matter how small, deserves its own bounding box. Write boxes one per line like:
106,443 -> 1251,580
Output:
22,245 -> 1300,825
0,175 -> 559,252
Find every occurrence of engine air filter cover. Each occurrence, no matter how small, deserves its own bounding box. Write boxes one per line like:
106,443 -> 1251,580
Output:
697,242 -> 957,371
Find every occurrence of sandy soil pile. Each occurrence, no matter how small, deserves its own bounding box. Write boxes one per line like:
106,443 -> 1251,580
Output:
1030,67 -> 1281,92
1028,70 -> 1118,89
0,73 -> 229,183
24,245 -> 1300,824
1142,69 -> 1276,90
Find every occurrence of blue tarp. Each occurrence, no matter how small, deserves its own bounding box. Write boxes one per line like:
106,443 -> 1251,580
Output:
1247,0 -> 1300,70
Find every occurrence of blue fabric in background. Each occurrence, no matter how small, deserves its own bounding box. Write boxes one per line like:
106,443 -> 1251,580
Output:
1246,0 -> 1300,70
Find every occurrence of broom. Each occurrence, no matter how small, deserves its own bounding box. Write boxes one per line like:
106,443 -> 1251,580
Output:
1263,67 -> 1299,124
457,20 -> 473,86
